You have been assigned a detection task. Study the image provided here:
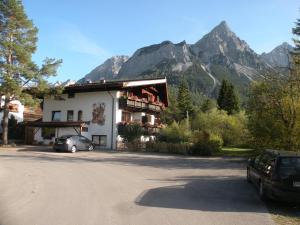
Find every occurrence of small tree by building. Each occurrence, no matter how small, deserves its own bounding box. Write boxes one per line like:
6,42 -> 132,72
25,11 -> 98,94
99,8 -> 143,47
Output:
177,79 -> 193,119
217,80 -> 240,114
118,123 -> 143,143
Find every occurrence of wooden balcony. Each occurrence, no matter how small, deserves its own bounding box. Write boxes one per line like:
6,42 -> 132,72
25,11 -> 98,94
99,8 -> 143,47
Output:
119,97 -> 164,113
117,122 -> 162,135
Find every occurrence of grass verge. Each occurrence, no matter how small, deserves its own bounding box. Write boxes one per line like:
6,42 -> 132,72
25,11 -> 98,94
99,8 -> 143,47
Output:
266,201 -> 300,225
215,147 -> 259,157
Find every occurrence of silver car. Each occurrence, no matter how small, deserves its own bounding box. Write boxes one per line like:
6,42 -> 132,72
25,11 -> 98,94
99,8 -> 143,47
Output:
53,135 -> 95,153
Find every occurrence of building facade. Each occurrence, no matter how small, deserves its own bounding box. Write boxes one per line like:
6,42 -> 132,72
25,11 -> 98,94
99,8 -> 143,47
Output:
29,78 -> 168,150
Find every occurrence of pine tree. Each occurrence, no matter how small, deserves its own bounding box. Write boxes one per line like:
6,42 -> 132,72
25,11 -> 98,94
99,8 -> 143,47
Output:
177,79 -> 193,118
217,80 -> 239,114
293,18 -> 300,51
0,0 -> 62,145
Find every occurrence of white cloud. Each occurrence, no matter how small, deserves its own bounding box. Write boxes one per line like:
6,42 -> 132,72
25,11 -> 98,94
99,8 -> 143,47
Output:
57,22 -> 110,57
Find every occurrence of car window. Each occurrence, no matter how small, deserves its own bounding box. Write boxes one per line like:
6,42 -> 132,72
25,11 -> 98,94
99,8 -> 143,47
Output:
279,157 -> 300,178
253,153 -> 276,175
79,136 -> 88,141
72,136 -> 78,141
254,154 -> 263,169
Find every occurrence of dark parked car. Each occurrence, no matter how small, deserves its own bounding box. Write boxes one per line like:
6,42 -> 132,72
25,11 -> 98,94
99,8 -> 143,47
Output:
53,135 -> 95,153
247,149 -> 300,203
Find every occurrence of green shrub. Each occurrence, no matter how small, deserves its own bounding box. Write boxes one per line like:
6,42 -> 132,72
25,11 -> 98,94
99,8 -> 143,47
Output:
191,131 -> 223,156
118,122 -> 143,143
192,109 -> 250,147
159,120 -> 191,143
145,141 -> 190,155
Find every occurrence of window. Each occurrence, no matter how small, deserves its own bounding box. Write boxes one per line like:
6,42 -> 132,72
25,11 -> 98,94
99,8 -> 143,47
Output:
122,111 -> 131,123
79,136 -> 88,142
67,110 -> 74,121
81,127 -> 88,132
279,157 -> 300,178
92,135 -> 107,147
42,127 -> 55,139
78,110 -> 83,121
142,115 -> 151,124
52,111 -> 61,121
68,93 -> 75,98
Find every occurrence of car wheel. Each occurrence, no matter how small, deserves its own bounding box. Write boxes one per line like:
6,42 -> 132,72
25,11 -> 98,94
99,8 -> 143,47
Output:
71,145 -> 77,153
88,144 -> 94,151
259,181 -> 267,200
246,169 -> 251,183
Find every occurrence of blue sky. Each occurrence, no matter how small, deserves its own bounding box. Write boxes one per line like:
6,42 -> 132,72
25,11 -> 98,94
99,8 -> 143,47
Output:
23,0 -> 299,82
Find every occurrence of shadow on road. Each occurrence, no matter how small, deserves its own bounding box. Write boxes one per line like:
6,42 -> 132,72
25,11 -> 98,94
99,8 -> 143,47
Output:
135,175 -> 268,213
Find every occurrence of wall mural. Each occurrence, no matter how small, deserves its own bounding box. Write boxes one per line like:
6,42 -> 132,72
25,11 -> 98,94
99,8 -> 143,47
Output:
92,103 -> 106,125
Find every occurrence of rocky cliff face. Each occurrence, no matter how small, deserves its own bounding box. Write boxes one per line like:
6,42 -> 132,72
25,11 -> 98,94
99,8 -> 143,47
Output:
261,42 -> 293,68
191,21 -> 266,81
78,55 -> 129,83
118,41 -> 193,78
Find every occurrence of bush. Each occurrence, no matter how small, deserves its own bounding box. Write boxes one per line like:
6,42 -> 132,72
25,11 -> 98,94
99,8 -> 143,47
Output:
159,120 -> 191,143
145,141 -> 190,155
192,109 -> 250,147
118,122 -> 143,143
191,131 -> 223,156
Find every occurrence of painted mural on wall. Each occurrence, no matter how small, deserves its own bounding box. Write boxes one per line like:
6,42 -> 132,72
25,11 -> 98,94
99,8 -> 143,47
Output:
92,103 -> 106,125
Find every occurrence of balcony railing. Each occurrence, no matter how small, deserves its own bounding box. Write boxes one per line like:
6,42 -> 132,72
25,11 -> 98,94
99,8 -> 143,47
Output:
119,97 -> 164,113
117,122 -> 162,135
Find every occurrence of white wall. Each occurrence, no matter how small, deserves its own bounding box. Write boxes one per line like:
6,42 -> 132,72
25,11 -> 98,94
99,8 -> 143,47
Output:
0,99 -> 24,133
36,91 -> 119,149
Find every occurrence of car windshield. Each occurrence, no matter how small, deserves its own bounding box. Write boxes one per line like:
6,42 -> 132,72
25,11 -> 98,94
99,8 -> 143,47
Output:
279,157 -> 300,178
58,135 -> 73,140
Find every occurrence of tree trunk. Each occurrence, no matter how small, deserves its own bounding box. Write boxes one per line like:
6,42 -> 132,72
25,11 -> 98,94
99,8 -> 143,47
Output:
2,98 -> 9,145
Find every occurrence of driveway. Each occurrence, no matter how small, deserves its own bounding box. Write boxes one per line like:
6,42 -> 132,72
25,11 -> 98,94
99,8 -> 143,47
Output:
0,146 -> 274,225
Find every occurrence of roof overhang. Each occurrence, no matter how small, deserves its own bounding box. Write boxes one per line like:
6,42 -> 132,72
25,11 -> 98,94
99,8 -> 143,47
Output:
26,121 -> 89,128
62,77 -> 169,106
123,78 -> 167,87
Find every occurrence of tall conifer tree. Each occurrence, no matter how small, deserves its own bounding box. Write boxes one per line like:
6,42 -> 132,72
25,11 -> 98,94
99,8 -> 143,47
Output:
177,79 -> 193,118
217,80 -> 239,114
0,0 -> 62,144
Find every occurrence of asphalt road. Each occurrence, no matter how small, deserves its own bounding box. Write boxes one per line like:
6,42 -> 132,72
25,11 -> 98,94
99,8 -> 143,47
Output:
0,146 -> 274,225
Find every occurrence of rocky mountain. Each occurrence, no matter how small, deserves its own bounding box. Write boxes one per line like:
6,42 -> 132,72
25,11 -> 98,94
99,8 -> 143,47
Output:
78,21 -> 292,98
261,42 -> 293,68
118,41 -> 193,78
53,79 -> 76,87
78,55 -> 129,83
191,21 -> 267,82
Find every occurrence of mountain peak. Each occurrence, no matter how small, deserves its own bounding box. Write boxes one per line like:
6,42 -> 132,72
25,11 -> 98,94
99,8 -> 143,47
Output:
192,20 -> 258,67
261,42 -> 292,68
77,55 -> 129,83
280,42 -> 293,49
216,20 -> 229,29
211,20 -> 231,34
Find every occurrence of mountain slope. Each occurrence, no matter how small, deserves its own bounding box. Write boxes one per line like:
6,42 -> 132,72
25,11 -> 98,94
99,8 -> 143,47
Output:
78,55 -> 129,83
118,41 -> 193,78
191,21 -> 266,82
261,42 -> 293,68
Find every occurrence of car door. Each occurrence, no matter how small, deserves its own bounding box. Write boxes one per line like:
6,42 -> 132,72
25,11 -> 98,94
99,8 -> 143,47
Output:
73,136 -> 82,149
251,154 -> 263,186
263,157 -> 276,190
79,136 -> 89,150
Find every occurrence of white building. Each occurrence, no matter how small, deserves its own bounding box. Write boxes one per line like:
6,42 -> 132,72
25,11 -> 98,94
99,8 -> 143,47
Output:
0,97 -> 24,134
28,78 -> 168,150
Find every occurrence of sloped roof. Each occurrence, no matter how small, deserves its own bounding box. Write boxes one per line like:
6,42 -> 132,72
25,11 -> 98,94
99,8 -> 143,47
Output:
64,77 -> 168,106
